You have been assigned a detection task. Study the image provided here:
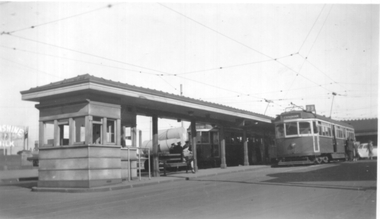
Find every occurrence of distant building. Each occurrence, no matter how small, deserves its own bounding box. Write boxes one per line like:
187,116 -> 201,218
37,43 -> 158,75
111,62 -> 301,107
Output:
342,118 -> 378,145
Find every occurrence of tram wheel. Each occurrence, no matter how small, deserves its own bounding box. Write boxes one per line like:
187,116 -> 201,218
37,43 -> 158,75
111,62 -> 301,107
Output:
314,157 -> 323,164
322,156 -> 329,163
308,157 -> 315,163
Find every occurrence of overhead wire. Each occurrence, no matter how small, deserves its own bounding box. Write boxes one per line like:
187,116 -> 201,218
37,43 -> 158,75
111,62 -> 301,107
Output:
201,82 -> 338,101
0,45 -> 161,76
177,53 -> 295,75
297,5 -> 326,53
0,44 -> 181,94
282,5 -> 336,97
158,3 -> 336,94
1,3 -> 121,35
2,3 -> 367,117
297,5 -> 346,92
3,33 -> 275,100
0,56 -> 62,79
157,3 -> 273,60
5,33 -> 175,76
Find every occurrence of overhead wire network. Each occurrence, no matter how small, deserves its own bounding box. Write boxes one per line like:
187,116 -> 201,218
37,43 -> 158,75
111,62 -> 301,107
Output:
0,2 -> 269,101
0,2 -> 186,93
283,4 -> 333,99
1,3 -> 121,35
0,41 -> 344,108
157,3 -> 347,116
2,3 -> 338,93
0,4 -> 284,105
0,3 -> 374,119
157,3 -> 339,96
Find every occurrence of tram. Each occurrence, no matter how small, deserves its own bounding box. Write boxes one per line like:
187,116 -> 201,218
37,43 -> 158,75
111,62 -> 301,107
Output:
273,110 -> 355,165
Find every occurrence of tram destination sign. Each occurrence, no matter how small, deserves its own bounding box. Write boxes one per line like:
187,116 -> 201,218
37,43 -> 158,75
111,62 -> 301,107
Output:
282,113 -> 301,120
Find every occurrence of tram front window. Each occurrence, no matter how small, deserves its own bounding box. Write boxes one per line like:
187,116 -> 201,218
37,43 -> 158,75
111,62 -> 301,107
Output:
285,122 -> 298,136
275,124 -> 284,138
299,122 -> 311,134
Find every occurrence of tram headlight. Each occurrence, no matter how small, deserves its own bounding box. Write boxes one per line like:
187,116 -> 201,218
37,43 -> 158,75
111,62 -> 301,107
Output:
290,143 -> 296,148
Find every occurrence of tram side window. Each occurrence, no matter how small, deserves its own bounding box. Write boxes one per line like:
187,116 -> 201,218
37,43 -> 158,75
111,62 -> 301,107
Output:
285,122 -> 298,136
343,129 -> 347,139
275,124 -> 284,138
313,121 -> 319,134
327,126 -> 332,137
347,131 -> 355,140
201,132 -> 210,144
320,123 -> 332,137
196,131 -> 202,144
321,126 -> 327,136
299,122 -> 311,134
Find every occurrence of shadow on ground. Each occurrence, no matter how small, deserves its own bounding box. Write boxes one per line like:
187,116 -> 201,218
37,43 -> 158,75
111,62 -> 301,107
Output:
265,160 -> 377,183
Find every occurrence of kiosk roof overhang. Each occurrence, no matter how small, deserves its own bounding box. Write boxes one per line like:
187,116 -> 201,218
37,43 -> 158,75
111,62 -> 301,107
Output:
21,74 -> 273,125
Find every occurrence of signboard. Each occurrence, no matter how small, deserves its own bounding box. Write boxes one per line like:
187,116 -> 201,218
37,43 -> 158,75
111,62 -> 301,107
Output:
306,105 -> 316,113
282,113 -> 301,120
0,125 -> 27,148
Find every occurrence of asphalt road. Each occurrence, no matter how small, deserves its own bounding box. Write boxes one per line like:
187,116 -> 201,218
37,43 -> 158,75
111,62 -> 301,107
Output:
0,160 -> 377,219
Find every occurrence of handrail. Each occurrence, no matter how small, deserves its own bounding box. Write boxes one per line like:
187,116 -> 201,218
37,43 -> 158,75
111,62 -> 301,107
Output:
122,146 -> 150,181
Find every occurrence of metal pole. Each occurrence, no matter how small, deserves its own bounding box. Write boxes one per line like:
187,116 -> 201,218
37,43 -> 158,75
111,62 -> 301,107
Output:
128,146 -> 130,181
138,148 -> 141,181
329,92 -> 337,118
148,149 -> 151,180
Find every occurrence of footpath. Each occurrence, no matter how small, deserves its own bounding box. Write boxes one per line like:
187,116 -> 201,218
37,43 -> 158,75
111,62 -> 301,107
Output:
0,165 -> 267,193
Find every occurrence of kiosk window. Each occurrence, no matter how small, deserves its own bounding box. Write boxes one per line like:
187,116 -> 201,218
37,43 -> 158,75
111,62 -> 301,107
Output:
58,119 -> 69,146
106,119 -> 116,143
73,117 -> 85,144
93,117 -> 102,144
44,121 -> 54,146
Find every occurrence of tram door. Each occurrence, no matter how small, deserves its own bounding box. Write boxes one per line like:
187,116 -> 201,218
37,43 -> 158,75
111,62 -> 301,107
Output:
332,126 -> 337,152
312,121 -> 320,153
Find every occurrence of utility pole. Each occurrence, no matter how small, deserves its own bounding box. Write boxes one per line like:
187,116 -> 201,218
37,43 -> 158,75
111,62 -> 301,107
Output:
329,92 -> 337,118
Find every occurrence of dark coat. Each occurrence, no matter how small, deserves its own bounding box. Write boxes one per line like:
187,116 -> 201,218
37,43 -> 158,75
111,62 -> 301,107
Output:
346,140 -> 354,151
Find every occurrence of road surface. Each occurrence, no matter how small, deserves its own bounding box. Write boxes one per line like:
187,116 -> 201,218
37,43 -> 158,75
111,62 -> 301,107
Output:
0,160 -> 376,219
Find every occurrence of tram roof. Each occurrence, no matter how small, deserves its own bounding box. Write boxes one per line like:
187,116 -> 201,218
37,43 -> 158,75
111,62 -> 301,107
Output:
274,110 -> 354,128
20,74 -> 273,127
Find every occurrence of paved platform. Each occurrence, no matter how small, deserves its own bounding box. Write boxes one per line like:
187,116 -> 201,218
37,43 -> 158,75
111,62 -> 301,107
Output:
0,165 -> 267,193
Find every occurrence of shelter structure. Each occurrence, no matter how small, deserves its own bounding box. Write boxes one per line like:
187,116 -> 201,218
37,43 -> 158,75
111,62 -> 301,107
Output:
342,118 -> 378,145
21,74 -> 273,189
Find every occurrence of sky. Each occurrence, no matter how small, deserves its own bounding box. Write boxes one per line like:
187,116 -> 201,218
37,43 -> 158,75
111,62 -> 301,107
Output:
0,2 -> 378,148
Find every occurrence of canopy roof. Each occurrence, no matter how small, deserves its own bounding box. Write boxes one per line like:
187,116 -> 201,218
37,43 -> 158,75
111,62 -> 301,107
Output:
21,74 -> 273,129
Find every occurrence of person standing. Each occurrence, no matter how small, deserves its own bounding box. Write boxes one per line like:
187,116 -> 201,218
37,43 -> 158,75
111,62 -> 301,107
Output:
353,141 -> 359,161
368,140 -> 374,160
183,141 -> 194,173
346,138 -> 354,161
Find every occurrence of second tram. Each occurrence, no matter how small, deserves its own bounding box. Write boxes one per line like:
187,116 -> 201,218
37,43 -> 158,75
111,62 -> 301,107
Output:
273,110 -> 355,165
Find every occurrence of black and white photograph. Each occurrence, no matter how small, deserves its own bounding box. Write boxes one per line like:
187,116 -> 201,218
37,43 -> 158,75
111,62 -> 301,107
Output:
0,1 -> 378,219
